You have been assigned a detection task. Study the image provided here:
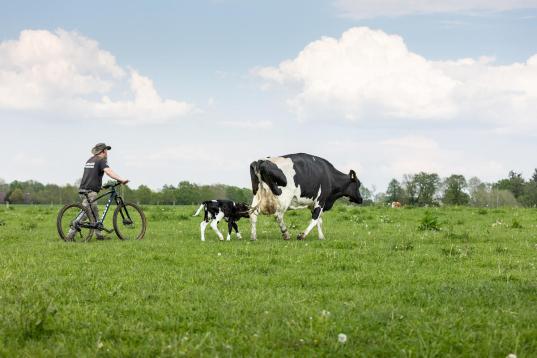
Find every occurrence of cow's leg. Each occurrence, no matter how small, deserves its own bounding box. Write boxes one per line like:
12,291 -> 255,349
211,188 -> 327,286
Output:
298,207 -> 323,240
316,217 -> 325,240
250,210 -> 259,241
250,196 -> 260,241
210,211 -> 225,241
231,221 -> 242,239
200,220 -> 208,241
275,210 -> 290,240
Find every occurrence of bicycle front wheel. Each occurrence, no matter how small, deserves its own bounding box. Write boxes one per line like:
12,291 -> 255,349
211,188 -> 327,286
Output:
57,203 -> 95,242
113,202 -> 147,240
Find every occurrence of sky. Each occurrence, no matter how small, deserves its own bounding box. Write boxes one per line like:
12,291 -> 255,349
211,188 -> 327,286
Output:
2,0 -> 537,194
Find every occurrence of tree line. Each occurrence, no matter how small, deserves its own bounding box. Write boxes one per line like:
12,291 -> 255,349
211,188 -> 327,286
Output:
368,169 -> 537,207
0,179 -> 252,205
2,169 -> 537,207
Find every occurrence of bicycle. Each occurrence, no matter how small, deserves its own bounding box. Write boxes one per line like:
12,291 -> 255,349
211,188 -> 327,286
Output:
57,182 -> 147,242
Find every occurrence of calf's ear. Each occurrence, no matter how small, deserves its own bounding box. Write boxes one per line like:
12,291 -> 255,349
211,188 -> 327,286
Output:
349,170 -> 357,181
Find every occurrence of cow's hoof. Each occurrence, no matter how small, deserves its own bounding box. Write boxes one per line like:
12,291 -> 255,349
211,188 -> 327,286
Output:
297,233 -> 305,240
282,232 -> 290,240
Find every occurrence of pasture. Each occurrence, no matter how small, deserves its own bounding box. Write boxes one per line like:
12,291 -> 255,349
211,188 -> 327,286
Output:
0,204 -> 536,356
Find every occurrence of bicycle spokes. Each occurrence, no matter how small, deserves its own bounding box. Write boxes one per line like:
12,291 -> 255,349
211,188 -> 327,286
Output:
113,203 -> 146,240
57,203 -> 95,242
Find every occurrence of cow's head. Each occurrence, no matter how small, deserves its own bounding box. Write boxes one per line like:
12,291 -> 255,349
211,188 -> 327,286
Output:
346,170 -> 363,204
234,202 -> 251,218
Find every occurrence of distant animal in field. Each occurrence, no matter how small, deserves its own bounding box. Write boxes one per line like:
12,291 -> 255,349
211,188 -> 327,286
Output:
249,153 -> 363,241
193,200 -> 250,241
391,201 -> 402,208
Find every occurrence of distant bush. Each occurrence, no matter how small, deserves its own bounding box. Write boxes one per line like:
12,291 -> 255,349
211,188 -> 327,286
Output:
510,219 -> 523,229
418,211 -> 441,231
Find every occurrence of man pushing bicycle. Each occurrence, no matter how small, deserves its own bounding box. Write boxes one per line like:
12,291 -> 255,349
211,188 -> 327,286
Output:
66,143 -> 129,241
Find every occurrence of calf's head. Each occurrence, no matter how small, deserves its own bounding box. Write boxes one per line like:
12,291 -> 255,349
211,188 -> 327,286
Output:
234,202 -> 251,218
345,170 -> 363,204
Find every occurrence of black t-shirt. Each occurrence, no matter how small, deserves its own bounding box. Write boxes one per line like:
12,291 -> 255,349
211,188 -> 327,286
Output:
79,156 -> 110,192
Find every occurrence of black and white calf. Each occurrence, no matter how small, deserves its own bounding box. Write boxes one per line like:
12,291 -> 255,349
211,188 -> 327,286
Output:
249,153 -> 363,241
193,200 -> 250,241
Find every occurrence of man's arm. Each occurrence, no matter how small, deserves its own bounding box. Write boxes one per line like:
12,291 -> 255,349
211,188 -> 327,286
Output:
104,167 -> 129,184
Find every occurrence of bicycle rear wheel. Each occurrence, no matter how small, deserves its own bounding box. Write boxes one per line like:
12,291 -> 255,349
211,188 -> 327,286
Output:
113,202 -> 147,240
57,203 -> 95,242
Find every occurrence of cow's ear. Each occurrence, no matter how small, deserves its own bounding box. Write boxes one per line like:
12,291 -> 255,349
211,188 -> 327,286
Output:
349,170 -> 357,181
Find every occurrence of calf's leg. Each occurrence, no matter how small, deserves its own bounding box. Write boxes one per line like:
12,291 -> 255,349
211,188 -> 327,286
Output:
226,221 -> 234,241
210,211 -> 225,241
200,220 -> 209,241
231,221 -> 242,239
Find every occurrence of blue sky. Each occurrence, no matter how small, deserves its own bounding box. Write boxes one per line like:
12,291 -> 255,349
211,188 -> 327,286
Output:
2,0 -> 537,193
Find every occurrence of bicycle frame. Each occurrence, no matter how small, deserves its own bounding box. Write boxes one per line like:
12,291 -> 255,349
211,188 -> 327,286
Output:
79,186 -> 127,228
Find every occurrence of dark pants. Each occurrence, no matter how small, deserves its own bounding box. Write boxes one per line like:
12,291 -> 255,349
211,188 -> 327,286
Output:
67,192 -> 103,239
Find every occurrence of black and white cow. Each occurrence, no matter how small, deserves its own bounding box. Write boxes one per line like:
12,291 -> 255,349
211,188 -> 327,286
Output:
193,200 -> 250,241
249,153 -> 363,240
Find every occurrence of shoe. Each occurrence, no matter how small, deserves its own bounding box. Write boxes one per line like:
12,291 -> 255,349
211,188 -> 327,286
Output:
65,230 -> 76,241
95,235 -> 112,241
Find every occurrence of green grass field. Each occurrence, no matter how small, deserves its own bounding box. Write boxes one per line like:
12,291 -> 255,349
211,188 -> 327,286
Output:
0,204 -> 536,357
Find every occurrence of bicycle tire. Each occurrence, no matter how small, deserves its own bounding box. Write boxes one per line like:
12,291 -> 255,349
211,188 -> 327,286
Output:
113,202 -> 147,240
57,203 -> 95,242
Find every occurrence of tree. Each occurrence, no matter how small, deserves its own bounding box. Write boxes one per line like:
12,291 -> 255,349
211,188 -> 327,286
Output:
413,172 -> 440,206
135,185 -> 153,204
402,174 -> 417,205
531,168 -> 537,183
521,182 -> 537,207
359,186 -> 374,205
8,188 -> 24,203
385,179 -> 404,203
470,183 -> 519,207
494,171 -> 525,199
442,174 -> 470,205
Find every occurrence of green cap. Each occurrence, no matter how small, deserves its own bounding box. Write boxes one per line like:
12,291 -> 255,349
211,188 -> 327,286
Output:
91,143 -> 112,155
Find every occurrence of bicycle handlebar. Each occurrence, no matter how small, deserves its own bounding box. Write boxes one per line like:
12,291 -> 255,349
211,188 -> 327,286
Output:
102,181 -> 122,189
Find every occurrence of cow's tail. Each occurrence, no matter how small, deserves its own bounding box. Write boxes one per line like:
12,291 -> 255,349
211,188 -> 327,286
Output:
193,203 -> 205,216
250,160 -> 262,195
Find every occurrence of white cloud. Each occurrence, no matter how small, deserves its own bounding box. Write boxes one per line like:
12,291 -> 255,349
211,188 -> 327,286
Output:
254,27 -> 537,132
335,0 -> 537,19
220,120 -> 273,129
0,29 -> 194,124
325,136 -> 507,189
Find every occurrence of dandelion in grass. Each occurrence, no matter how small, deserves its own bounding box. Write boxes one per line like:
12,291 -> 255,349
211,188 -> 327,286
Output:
321,310 -> 331,318
217,252 -> 222,256
338,333 -> 347,343
506,354 -> 517,358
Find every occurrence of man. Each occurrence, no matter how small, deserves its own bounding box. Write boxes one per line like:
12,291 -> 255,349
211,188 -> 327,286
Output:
66,143 -> 129,241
